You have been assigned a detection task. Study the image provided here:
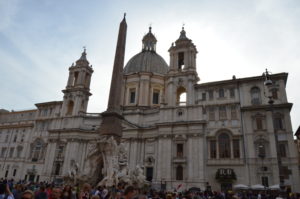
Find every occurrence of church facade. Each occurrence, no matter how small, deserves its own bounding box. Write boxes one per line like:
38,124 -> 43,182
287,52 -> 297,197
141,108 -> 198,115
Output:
0,18 -> 299,192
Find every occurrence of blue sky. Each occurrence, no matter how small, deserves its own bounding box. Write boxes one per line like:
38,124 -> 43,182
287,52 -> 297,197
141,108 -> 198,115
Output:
1,0 -> 300,131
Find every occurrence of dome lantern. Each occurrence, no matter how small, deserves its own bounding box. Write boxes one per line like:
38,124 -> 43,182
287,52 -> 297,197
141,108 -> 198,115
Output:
142,26 -> 157,52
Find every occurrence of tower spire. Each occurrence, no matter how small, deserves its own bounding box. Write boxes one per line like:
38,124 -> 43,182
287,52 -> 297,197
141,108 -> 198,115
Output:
98,14 -> 127,139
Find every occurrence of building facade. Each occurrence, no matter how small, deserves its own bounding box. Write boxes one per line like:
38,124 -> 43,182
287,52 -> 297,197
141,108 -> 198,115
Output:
0,23 -> 299,192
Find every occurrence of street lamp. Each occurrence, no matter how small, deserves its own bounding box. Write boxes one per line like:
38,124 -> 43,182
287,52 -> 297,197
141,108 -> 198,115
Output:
262,69 -> 285,196
258,138 -> 266,190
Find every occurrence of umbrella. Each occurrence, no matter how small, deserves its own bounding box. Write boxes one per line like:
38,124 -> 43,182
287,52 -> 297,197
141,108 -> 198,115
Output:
188,187 -> 201,192
233,184 -> 249,190
269,184 -> 280,190
251,184 -> 265,190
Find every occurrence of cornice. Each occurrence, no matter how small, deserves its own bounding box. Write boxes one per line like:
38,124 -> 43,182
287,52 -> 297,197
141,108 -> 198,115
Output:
241,103 -> 293,111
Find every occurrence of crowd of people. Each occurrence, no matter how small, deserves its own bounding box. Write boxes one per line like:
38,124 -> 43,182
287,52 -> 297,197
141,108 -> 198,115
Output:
0,179 -> 299,199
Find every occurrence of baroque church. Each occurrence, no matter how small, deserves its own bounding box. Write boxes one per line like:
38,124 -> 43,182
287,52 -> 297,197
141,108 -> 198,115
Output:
0,16 -> 299,192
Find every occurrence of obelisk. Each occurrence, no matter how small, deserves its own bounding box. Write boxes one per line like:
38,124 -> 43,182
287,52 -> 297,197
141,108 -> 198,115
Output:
98,14 -> 127,140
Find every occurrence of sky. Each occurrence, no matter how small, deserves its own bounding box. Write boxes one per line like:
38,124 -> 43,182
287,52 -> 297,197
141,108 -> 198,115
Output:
0,0 -> 300,131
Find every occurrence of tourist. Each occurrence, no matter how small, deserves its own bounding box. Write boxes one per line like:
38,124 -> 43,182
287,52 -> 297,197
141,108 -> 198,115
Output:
0,183 -> 14,199
62,185 -> 74,199
79,184 -> 91,199
123,186 -> 136,199
35,186 -> 48,199
21,190 -> 34,199
100,187 -> 108,199
50,188 -> 62,199
12,184 -> 23,199
91,195 -> 99,199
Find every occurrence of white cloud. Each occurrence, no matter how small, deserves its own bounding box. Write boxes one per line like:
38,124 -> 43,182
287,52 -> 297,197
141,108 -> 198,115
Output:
0,0 -> 300,130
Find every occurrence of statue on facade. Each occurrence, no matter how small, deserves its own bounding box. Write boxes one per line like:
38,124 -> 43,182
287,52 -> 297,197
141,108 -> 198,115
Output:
64,159 -> 80,185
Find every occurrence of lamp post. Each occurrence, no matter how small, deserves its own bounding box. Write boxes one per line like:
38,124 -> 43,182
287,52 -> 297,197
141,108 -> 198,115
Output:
262,69 -> 285,197
258,138 -> 266,190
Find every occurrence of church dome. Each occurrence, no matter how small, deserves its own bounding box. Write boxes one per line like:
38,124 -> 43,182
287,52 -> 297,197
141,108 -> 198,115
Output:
124,27 -> 168,75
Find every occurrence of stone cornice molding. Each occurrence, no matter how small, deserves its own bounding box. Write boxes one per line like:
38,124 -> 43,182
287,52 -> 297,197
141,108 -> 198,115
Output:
241,103 -> 292,111
48,128 -> 97,134
0,123 -> 34,129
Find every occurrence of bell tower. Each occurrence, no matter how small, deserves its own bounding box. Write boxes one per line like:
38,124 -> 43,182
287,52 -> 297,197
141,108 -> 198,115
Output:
61,49 -> 93,116
169,27 -> 197,72
166,27 -> 199,106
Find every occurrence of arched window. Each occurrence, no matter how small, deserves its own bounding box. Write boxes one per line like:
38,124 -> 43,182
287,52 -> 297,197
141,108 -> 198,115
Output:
176,165 -> 183,180
72,72 -> 79,86
178,52 -> 184,69
251,87 -> 261,105
218,133 -> 231,158
177,87 -> 187,106
152,89 -> 160,105
66,100 -> 74,116
84,73 -> 90,87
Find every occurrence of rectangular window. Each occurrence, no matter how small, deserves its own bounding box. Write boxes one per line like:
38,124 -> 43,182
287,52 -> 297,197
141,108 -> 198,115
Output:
209,107 -> 215,120
233,139 -> 240,158
5,133 -> 9,142
1,147 -> 7,158
274,117 -> 284,130
219,88 -> 225,98
271,89 -> 278,99
177,144 -> 183,157
9,147 -> 14,158
129,89 -> 136,104
176,166 -> 183,180
231,105 -> 237,120
13,135 -> 17,142
262,176 -> 269,187
219,106 -> 227,120
146,167 -> 153,182
202,93 -> 206,101
152,90 -> 160,104
210,140 -> 216,159
256,117 -> 263,130
57,145 -> 64,158
13,169 -> 17,177
43,109 -> 48,116
17,147 -> 22,158
230,88 -> 235,98
279,142 -> 286,157
209,90 -> 214,100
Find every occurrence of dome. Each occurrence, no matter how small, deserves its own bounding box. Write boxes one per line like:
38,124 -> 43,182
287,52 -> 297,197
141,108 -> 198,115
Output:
124,51 -> 168,74
123,27 -> 168,75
